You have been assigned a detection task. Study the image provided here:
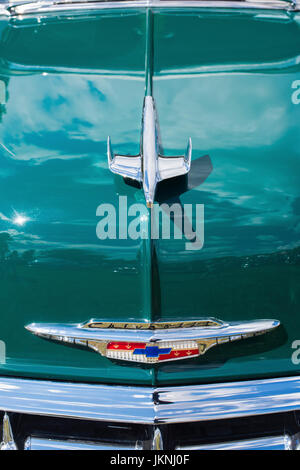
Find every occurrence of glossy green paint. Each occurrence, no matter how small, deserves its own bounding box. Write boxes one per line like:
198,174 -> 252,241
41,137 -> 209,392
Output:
0,7 -> 299,385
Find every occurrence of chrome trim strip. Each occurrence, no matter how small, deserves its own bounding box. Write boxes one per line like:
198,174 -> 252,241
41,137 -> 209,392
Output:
0,378 -> 155,423
0,62 -> 145,78
108,96 -> 191,208
25,318 -> 279,343
0,375 -> 300,424
24,434 -> 300,450
24,437 -> 140,450
177,435 -> 295,450
107,9 -> 192,207
152,428 -> 163,450
10,1 -> 298,17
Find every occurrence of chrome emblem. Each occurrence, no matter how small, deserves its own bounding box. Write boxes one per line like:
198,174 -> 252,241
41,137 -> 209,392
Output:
25,318 -> 280,364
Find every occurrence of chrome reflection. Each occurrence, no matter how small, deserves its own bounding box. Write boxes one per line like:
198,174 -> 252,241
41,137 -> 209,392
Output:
0,375 -> 299,424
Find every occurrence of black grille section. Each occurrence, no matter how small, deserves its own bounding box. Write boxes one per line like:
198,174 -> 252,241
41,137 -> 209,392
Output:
1,410 -> 300,450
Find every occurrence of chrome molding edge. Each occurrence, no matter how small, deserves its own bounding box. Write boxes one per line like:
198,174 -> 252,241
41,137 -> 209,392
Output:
0,375 -> 300,424
177,434 -> 300,450
9,0 -> 299,18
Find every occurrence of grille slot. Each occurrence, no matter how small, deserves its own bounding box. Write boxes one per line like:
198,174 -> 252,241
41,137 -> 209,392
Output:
1,411 -> 300,450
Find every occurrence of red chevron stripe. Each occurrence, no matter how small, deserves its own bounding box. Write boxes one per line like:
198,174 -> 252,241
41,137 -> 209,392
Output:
158,348 -> 199,361
107,341 -> 146,351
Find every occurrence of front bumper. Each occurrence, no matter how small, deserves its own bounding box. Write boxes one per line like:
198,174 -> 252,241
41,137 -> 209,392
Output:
1,375 -> 300,450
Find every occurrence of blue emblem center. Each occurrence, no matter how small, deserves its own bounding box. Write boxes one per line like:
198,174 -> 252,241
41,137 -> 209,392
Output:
133,346 -> 172,358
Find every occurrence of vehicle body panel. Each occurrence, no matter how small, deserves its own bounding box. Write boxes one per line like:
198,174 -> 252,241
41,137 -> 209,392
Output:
0,7 -> 299,384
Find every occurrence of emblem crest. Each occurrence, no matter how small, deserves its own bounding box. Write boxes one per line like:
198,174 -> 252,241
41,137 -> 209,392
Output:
26,318 -> 279,364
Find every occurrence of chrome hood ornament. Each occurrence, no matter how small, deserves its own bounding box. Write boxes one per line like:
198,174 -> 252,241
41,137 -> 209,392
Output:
107,97 -> 192,208
26,318 -> 280,364
107,10 -> 191,207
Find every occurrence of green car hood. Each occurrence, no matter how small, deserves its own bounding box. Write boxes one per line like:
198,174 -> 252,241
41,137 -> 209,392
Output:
0,7 -> 299,385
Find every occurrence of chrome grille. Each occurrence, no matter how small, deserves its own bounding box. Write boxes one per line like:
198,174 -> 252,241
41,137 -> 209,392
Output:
2,410 -> 300,450
1,375 -> 300,450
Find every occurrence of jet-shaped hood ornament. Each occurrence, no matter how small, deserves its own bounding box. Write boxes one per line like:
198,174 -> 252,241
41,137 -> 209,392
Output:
107,97 -> 192,208
107,10 -> 192,207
